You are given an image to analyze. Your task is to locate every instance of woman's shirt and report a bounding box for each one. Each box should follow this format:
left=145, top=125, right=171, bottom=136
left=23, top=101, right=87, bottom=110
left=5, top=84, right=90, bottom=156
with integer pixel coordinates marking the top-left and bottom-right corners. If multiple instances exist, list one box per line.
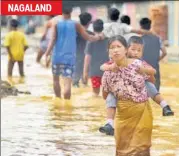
left=102, top=59, right=149, bottom=103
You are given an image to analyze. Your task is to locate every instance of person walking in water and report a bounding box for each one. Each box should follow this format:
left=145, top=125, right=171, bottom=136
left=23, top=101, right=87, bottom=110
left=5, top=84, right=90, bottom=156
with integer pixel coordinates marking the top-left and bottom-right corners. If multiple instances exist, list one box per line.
left=139, top=17, right=167, bottom=91
left=45, top=7, right=103, bottom=100
left=4, top=19, right=28, bottom=78
left=73, top=12, right=94, bottom=88
left=99, top=36, right=174, bottom=136
left=102, top=35, right=153, bottom=156
left=83, top=19, right=109, bottom=96
left=36, top=15, right=55, bottom=66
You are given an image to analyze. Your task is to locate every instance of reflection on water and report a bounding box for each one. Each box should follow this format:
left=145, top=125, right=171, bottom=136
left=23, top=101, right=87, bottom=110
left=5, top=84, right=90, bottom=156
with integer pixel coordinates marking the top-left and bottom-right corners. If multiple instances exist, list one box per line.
left=1, top=53, right=179, bottom=156
left=7, top=76, right=26, bottom=85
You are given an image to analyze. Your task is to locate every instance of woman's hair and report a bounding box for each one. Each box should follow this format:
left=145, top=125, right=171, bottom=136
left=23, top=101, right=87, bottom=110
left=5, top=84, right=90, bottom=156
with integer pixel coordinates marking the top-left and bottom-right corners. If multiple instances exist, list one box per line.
left=128, top=36, right=144, bottom=47
left=108, top=35, right=128, bottom=49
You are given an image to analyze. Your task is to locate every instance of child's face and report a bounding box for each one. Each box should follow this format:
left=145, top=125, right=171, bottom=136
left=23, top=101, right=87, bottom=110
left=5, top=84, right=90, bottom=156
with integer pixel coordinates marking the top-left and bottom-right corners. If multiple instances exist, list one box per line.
left=127, top=43, right=143, bottom=59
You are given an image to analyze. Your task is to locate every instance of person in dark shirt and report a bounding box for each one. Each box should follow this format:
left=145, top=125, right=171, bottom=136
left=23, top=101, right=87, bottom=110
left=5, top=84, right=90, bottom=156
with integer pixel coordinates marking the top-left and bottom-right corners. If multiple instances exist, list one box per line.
left=139, top=18, right=167, bottom=91
left=83, top=19, right=109, bottom=96
left=45, top=7, right=102, bottom=100
left=73, top=12, right=94, bottom=88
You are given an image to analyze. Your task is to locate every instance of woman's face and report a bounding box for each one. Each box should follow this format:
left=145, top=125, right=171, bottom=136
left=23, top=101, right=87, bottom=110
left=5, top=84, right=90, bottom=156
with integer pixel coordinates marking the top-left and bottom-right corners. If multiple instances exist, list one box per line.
left=109, top=40, right=127, bottom=62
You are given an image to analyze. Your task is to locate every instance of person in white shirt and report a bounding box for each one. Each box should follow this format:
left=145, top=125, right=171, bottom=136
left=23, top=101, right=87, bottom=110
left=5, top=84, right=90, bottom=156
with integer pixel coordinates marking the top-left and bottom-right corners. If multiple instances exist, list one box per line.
left=120, top=15, right=139, bottom=41
left=103, top=8, right=152, bottom=38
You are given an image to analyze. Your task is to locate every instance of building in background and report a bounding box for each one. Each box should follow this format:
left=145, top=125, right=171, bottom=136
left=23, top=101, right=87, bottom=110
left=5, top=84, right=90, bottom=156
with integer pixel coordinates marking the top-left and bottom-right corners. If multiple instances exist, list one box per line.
left=1, top=1, right=178, bottom=49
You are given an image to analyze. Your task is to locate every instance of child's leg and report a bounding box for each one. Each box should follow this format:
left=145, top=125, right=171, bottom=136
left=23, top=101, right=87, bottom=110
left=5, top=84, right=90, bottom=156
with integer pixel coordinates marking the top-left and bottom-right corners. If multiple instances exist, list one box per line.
left=146, top=81, right=167, bottom=107
left=92, top=88, right=100, bottom=96
left=8, top=60, right=15, bottom=77
left=99, top=93, right=117, bottom=135
left=91, top=76, right=101, bottom=96
left=145, top=81, right=174, bottom=116
left=106, top=107, right=116, bottom=127
left=153, top=94, right=165, bottom=106
left=145, top=81, right=160, bottom=105
left=106, top=93, right=117, bottom=123
left=18, top=61, right=24, bottom=77
left=154, top=93, right=174, bottom=116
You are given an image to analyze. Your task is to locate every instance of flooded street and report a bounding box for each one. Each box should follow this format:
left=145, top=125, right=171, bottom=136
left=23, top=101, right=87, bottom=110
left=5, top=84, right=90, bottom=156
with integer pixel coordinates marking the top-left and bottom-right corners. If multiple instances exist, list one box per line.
left=1, top=46, right=179, bottom=156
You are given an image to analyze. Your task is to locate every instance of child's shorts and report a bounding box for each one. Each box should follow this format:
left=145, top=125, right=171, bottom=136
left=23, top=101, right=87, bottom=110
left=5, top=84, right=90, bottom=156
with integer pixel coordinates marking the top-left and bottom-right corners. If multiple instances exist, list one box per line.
left=105, top=81, right=159, bottom=109
left=52, top=64, right=74, bottom=79
left=145, top=81, right=159, bottom=99
left=91, top=76, right=102, bottom=88
left=106, top=93, right=117, bottom=108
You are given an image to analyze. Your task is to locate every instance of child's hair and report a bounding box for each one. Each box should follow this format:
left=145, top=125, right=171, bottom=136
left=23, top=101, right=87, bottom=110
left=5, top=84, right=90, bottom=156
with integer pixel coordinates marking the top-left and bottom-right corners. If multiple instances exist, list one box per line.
left=93, top=19, right=104, bottom=32
left=108, top=35, right=128, bottom=49
left=10, top=19, right=19, bottom=28
left=79, top=12, right=92, bottom=26
left=128, top=36, right=144, bottom=47
left=120, top=15, right=131, bottom=25
left=139, top=18, right=151, bottom=30
left=63, top=6, right=73, bottom=14
left=108, top=8, right=120, bottom=22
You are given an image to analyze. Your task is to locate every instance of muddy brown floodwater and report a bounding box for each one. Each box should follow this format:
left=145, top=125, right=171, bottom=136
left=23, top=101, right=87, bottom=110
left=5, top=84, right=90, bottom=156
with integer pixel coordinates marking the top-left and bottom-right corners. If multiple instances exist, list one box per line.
left=1, top=49, right=179, bottom=156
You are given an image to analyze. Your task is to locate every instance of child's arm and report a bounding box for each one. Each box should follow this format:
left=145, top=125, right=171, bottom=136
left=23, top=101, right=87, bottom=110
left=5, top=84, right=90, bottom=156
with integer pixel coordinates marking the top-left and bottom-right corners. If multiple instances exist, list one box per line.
left=102, top=89, right=109, bottom=100
left=159, top=41, right=167, bottom=61
left=100, top=63, right=113, bottom=71
left=6, top=47, right=14, bottom=61
left=83, top=54, right=91, bottom=84
left=147, top=75, right=156, bottom=84
left=4, top=34, right=14, bottom=60
left=138, top=66, right=156, bottom=76
left=100, top=62, right=118, bottom=72
left=138, top=61, right=156, bottom=76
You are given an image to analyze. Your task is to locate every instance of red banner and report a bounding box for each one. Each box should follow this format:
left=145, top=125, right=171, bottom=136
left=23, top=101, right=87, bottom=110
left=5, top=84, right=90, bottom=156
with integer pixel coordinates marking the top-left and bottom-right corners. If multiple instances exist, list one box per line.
left=1, top=0, right=62, bottom=15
